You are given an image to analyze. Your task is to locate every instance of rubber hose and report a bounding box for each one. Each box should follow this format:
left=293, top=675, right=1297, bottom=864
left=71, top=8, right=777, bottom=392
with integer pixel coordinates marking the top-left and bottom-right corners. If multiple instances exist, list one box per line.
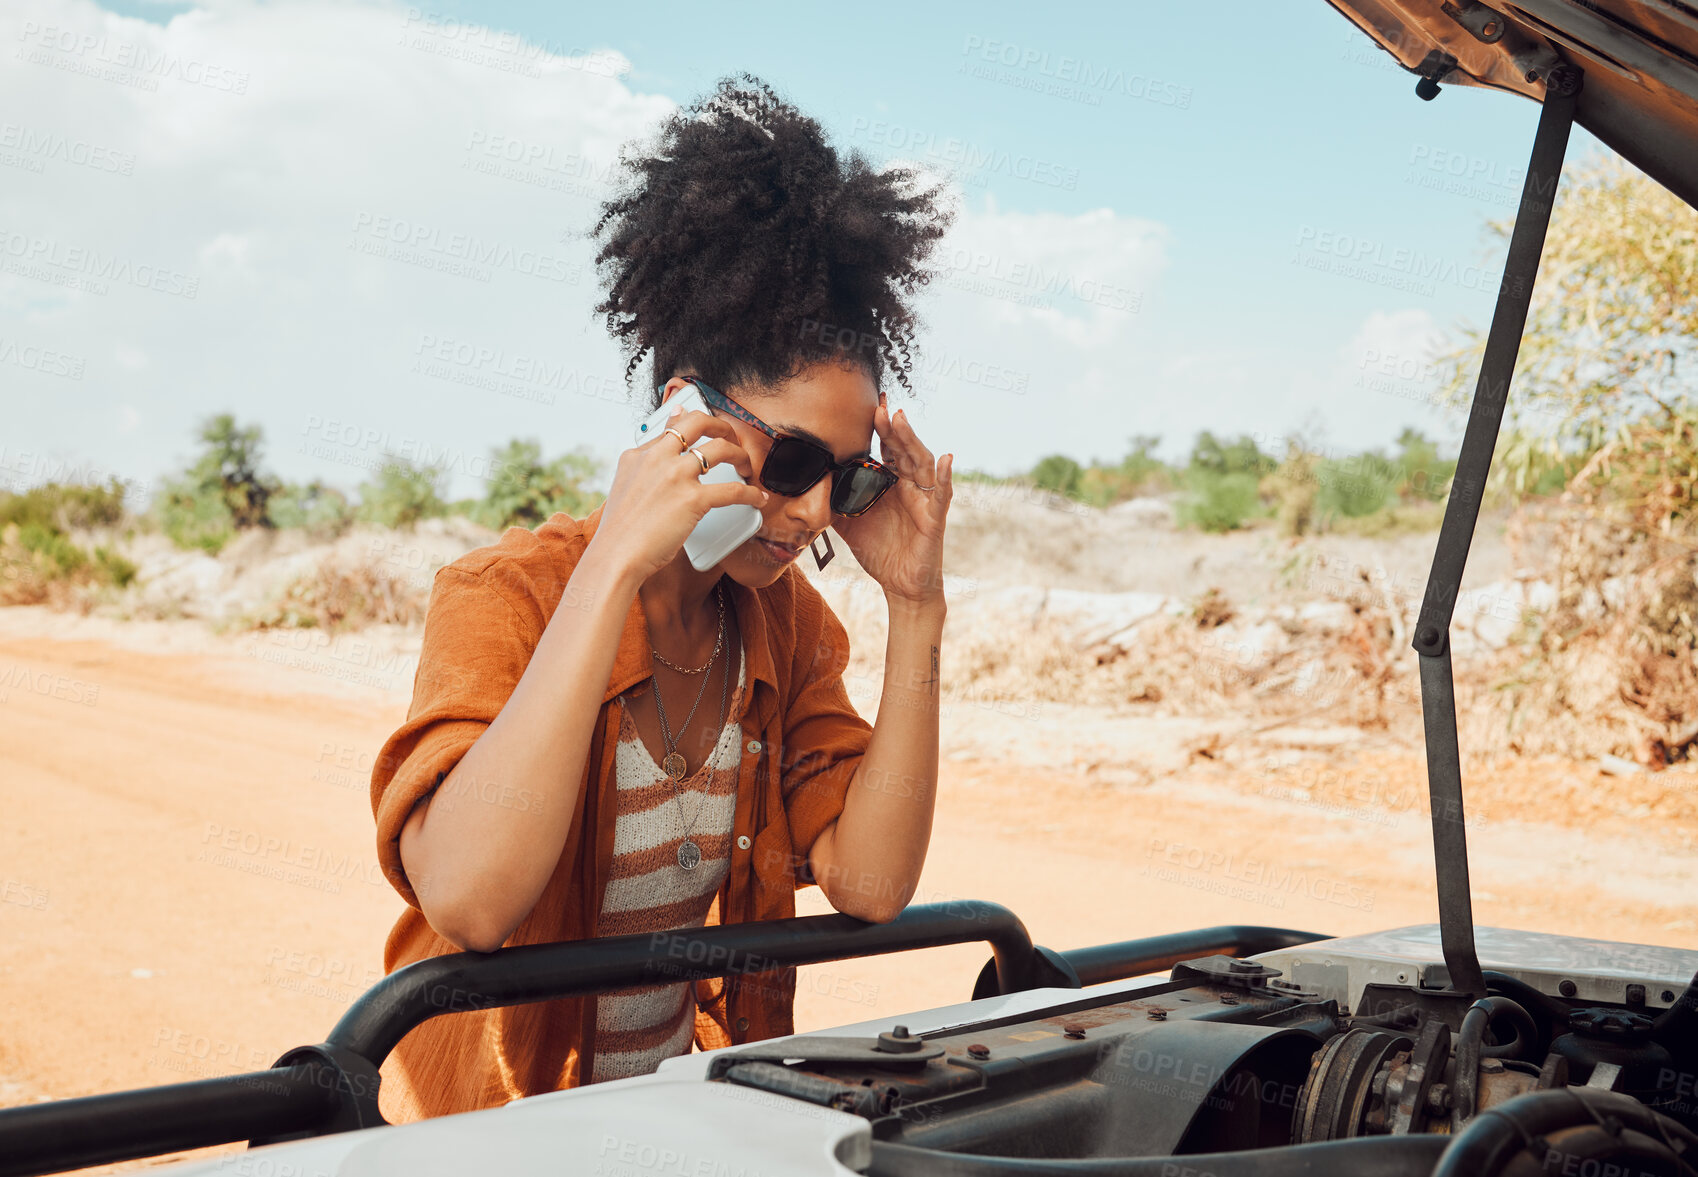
left=1478, top=995, right=1539, bottom=1061
left=1453, top=999, right=1490, bottom=1127
left=1482, top=970, right=1569, bottom=1039
left=1652, top=969, right=1698, bottom=1046
left=1433, top=1087, right=1698, bottom=1177
left=866, top=1135, right=1449, bottom=1177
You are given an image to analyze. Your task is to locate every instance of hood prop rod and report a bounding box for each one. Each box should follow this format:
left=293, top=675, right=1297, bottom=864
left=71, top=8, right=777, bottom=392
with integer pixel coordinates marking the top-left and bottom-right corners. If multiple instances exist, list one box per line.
left=1410, top=64, right=1582, bottom=1000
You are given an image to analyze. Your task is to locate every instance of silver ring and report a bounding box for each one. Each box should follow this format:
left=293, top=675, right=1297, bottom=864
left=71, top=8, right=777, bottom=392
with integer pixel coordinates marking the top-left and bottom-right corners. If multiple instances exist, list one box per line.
left=662, top=427, right=688, bottom=453
left=913, top=481, right=937, bottom=492
left=691, top=449, right=710, bottom=475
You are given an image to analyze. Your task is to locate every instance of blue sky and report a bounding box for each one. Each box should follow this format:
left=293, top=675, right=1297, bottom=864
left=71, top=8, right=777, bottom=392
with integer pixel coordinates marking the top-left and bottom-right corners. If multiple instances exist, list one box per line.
left=4, top=0, right=1605, bottom=500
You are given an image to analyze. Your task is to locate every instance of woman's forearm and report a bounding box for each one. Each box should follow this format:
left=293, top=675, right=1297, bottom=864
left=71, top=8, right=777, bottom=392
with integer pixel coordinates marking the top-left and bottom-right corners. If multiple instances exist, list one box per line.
left=398, top=546, right=642, bottom=952
left=813, top=595, right=945, bottom=922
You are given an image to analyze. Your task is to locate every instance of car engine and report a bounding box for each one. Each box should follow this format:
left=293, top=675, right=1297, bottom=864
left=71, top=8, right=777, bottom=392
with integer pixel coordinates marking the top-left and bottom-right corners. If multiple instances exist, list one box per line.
left=691, top=928, right=1698, bottom=1176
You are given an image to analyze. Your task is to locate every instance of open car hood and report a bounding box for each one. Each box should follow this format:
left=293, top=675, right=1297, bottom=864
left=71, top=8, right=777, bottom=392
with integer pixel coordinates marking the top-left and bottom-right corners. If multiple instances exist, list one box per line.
left=1327, top=0, right=1698, bottom=208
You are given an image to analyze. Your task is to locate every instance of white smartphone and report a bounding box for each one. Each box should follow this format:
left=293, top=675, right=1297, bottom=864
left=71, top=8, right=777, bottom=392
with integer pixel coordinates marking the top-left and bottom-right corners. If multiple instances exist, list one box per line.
left=634, top=384, right=764, bottom=572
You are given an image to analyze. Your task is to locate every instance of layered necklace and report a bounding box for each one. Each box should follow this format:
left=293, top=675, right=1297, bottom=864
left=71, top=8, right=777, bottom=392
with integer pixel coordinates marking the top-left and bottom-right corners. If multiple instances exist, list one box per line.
left=650, top=584, right=731, bottom=871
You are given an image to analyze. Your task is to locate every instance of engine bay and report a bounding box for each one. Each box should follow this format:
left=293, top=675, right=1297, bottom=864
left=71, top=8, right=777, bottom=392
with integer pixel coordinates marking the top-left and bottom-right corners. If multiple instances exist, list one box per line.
left=702, top=929, right=1698, bottom=1175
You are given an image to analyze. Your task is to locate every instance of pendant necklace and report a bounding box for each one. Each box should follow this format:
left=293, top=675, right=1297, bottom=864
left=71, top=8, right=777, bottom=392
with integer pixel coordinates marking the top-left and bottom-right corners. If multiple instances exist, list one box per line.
left=651, top=585, right=731, bottom=870
left=651, top=585, right=724, bottom=782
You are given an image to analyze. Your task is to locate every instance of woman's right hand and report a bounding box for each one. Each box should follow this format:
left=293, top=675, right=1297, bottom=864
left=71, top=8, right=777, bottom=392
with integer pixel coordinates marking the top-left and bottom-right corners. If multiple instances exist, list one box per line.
left=586, top=406, right=768, bottom=585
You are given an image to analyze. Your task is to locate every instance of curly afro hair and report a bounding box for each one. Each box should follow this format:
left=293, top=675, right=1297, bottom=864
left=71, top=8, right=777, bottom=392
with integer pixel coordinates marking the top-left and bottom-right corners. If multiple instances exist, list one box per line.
left=592, top=75, right=952, bottom=409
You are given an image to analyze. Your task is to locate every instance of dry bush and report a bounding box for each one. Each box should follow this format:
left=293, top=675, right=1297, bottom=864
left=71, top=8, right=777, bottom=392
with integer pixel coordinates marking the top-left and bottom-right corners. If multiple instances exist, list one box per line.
left=924, top=582, right=1414, bottom=736
left=1461, top=487, right=1698, bottom=761
left=0, top=523, right=129, bottom=612
left=247, top=556, right=427, bottom=632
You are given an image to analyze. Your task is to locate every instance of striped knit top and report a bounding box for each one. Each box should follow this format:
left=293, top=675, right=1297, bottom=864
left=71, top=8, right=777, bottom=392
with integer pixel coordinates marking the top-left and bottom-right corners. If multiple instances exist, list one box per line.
left=590, top=645, right=745, bottom=1083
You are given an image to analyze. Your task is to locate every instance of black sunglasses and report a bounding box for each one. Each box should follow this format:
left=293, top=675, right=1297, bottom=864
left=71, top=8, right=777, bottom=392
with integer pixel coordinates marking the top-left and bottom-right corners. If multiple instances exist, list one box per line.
left=680, top=377, right=898, bottom=517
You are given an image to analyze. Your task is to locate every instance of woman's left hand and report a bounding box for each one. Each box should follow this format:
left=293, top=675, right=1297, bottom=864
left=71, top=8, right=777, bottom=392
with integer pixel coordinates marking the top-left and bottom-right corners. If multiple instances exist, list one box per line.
left=832, top=403, right=953, bottom=606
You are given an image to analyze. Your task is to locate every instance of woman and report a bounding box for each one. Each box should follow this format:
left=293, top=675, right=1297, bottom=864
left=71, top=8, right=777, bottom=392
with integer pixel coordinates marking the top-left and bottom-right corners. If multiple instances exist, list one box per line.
left=369, top=76, right=956, bottom=1121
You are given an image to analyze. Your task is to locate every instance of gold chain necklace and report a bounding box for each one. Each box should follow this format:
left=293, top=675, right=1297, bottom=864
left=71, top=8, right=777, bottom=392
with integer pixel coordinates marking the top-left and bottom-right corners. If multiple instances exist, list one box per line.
left=651, top=585, right=725, bottom=784
left=651, top=589, right=725, bottom=675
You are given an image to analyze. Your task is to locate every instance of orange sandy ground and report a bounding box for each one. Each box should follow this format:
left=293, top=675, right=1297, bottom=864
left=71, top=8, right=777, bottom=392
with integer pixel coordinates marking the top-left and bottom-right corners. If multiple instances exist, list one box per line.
left=1, top=630, right=1694, bottom=1172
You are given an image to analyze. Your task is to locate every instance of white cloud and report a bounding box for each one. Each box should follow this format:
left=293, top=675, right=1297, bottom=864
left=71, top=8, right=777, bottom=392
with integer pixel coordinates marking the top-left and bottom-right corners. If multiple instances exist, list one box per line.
left=3, top=0, right=1429, bottom=500
left=905, top=197, right=1172, bottom=468
left=2, top=0, right=670, bottom=498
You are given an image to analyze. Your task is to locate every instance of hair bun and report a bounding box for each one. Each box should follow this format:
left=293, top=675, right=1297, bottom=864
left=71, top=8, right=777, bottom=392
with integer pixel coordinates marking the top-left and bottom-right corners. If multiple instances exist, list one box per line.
left=593, top=74, right=952, bottom=404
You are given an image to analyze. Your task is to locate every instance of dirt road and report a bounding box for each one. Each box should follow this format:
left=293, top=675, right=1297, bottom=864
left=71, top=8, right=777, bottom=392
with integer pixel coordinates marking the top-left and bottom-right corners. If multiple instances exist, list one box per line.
left=1, top=609, right=1694, bottom=1168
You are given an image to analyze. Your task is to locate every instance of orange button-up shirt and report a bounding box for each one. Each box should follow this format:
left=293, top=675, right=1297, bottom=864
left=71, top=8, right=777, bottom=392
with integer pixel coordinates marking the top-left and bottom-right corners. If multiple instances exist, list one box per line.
left=368, top=506, right=871, bottom=1122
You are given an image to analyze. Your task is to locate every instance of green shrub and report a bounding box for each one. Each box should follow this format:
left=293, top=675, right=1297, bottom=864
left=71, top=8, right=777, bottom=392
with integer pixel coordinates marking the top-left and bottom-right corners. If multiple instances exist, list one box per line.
left=472, top=440, right=603, bottom=530
left=1327, top=501, right=1448, bottom=536
left=1118, top=434, right=1169, bottom=491
left=1314, top=456, right=1396, bottom=521
left=1075, top=465, right=1139, bottom=508
left=92, top=545, right=137, bottom=587
left=1029, top=454, right=1084, bottom=498
left=18, top=522, right=87, bottom=575
left=1392, top=428, right=1455, bottom=502
left=1188, top=431, right=1276, bottom=478
left=356, top=457, right=448, bottom=530
left=1176, top=469, right=1264, bottom=532
left=156, top=478, right=237, bottom=553
left=268, top=480, right=352, bottom=538
left=0, top=521, right=135, bottom=604
left=0, top=479, right=128, bottom=532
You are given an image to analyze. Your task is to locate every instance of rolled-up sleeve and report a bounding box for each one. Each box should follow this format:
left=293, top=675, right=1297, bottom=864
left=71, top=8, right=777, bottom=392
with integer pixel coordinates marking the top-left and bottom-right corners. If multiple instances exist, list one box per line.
left=370, top=566, right=538, bottom=911
left=778, top=586, right=873, bottom=863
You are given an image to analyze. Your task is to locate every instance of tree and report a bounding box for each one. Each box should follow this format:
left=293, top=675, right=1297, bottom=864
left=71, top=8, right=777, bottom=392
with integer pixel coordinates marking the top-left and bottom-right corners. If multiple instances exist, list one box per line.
left=474, top=439, right=603, bottom=530
left=1030, top=454, right=1083, bottom=498
left=1437, top=152, right=1698, bottom=521
left=1119, top=434, right=1166, bottom=487
left=1434, top=152, right=1698, bottom=752
left=356, top=457, right=449, bottom=530
left=1188, top=431, right=1275, bottom=478
left=1392, top=427, right=1454, bottom=502
left=156, top=414, right=281, bottom=552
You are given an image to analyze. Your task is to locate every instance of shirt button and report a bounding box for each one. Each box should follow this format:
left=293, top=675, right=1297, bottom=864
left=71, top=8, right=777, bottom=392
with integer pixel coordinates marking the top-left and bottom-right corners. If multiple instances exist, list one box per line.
left=736, top=835, right=751, bottom=851
left=735, top=1017, right=750, bottom=1033
left=746, top=739, right=762, bottom=754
